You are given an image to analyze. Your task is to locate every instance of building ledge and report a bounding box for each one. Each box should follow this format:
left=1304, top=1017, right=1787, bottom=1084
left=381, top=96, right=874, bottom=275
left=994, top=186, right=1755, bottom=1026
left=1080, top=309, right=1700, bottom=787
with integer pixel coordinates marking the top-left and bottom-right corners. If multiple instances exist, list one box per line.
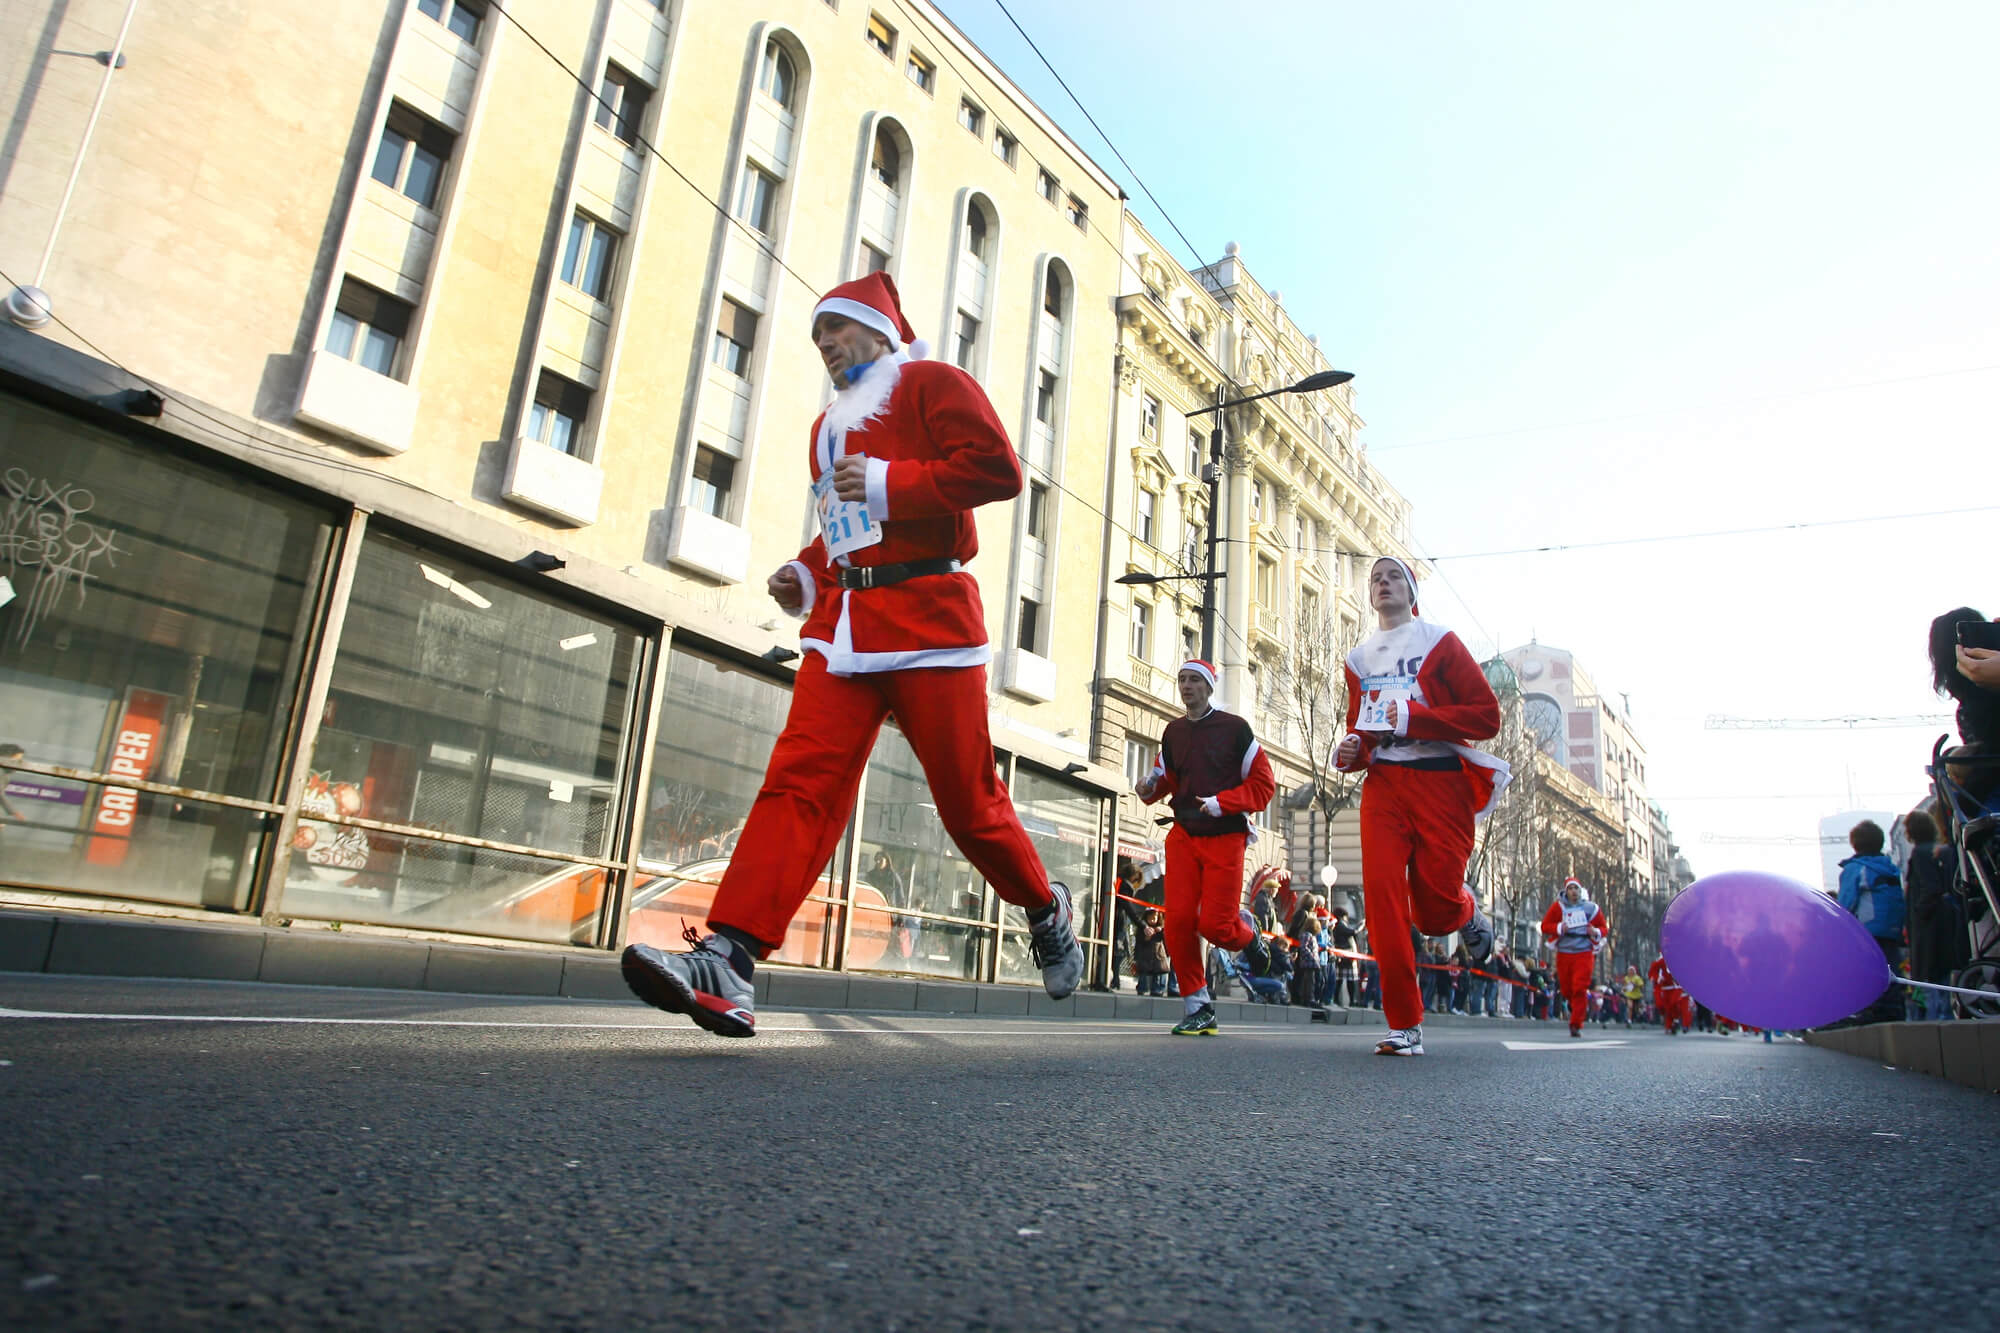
left=1002, top=647, right=1057, bottom=703
left=667, top=506, right=750, bottom=584
left=503, top=435, right=603, bottom=526
left=294, top=349, right=419, bottom=454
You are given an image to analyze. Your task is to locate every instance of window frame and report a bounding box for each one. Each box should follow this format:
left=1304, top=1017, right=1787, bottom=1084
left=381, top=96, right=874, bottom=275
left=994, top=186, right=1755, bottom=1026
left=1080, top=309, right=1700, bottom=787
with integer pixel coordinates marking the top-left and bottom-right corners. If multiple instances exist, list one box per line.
left=325, top=279, right=412, bottom=378
left=1037, top=168, right=1059, bottom=204
left=370, top=102, right=453, bottom=210
left=992, top=126, right=1018, bottom=168
left=593, top=62, right=651, bottom=146
left=905, top=50, right=935, bottom=94
left=710, top=298, right=759, bottom=378
left=689, top=444, right=738, bottom=519
left=865, top=12, right=896, bottom=59
left=958, top=99, right=984, bottom=137
left=527, top=369, right=591, bottom=456
left=735, top=163, right=779, bottom=236
left=559, top=210, right=619, bottom=302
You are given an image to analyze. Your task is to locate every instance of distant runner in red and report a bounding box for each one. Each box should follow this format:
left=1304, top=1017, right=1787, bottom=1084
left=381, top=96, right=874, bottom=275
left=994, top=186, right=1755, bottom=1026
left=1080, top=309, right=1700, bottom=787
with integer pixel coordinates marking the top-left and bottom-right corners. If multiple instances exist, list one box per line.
left=1650, top=955, right=1693, bottom=1036
left=1136, top=659, right=1276, bottom=1036
left=1335, top=557, right=1510, bottom=1057
left=1541, top=877, right=1608, bottom=1038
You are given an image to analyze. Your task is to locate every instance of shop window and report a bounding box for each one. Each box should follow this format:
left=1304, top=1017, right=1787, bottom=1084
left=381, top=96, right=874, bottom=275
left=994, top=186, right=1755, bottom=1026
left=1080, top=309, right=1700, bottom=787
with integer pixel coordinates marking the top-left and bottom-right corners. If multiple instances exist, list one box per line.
left=0, top=392, right=333, bottom=910
left=997, top=766, right=1106, bottom=983
left=850, top=724, right=990, bottom=980
left=637, top=647, right=837, bottom=967
left=283, top=531, right=641, bottom=944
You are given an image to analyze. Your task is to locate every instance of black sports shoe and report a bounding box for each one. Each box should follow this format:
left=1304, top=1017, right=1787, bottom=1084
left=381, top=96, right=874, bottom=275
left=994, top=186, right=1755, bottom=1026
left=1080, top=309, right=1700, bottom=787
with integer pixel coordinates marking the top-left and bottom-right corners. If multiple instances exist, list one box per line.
left=1026, top=881, right=1084, bottom=1000
left=1171, top=1004, right=1220, bottom=1036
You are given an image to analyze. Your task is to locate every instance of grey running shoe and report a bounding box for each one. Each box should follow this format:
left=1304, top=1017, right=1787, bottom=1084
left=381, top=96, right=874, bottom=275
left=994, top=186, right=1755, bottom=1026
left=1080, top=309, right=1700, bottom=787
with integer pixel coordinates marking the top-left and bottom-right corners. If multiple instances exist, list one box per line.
left=1374, top=1025, right=1424, bottom=1056
left=1027, top=881, right=1084, bottom=1000
left=622, top=928, right=756, bottom=1038
left=1459, top=905, right=1495, bottom=965
left=1237, top=911, right=1272, bottom=973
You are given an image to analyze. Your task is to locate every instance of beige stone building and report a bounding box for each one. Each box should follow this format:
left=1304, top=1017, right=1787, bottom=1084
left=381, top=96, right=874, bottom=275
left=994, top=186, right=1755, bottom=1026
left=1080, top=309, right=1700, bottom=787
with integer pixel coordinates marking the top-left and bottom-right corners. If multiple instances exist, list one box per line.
left=0, top=0, right=1134, bottom=984
left=1098, top=219, right=1419, bottom=898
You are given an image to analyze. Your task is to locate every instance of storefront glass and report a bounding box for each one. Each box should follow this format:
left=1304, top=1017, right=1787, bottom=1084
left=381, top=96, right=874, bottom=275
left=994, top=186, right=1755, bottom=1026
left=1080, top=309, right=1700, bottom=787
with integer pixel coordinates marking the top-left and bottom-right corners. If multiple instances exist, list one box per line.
left=852, top=724, right=990, bottom=980
left=638, top=644, right=843, bottom=967
left=279, top=531, right=641, bottom=943
left=996, top=764, right=1106, bottom=984
left=0, top=394, right=331, bottom=907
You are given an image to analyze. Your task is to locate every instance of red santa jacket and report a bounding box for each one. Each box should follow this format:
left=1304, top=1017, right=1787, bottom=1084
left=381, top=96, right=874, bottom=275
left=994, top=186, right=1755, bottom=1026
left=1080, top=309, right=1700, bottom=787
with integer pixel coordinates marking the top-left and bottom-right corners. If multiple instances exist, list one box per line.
left=1648, top=957, right=1684, bottom=996
left=783, top=357, right=1020, bottom=674
left=1333, top=619, right=1509, bottom=817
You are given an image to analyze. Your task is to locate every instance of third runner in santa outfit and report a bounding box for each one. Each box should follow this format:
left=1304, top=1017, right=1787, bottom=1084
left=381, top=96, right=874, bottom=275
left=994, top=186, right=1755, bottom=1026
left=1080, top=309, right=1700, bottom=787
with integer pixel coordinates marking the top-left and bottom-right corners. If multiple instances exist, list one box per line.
left=1541, top=877, right=1608, bottom=1037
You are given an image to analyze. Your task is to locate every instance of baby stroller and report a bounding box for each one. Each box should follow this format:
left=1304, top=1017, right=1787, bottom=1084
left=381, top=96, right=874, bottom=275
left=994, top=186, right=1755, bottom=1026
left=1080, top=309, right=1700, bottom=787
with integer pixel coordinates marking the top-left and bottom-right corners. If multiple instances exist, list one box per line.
left=1927, top=735, right=2000, bottom=1017
left=1220, top=943, right=1290, bottom=1004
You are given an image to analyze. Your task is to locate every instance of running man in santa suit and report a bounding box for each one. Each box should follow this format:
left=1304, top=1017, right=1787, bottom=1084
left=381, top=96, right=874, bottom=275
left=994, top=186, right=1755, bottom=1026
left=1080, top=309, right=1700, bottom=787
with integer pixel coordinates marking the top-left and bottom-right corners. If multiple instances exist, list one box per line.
left=1135, top=659, right=1277, bottom=1035
left=1649, top=953, right=1692, bottom=1036
left=1335, top=557, right=1510, bottom=1056
left=1541, top=877, right=1608, bottom=1037
left=622, top=272, right=1083, bottom=1037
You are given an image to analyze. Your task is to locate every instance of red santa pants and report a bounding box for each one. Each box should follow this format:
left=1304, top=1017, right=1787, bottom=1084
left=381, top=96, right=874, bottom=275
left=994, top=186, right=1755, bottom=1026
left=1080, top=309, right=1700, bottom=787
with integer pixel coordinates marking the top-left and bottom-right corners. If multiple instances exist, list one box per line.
left=1660, top=991, right=1692, bottom=1032
left=1163, top=824, right=1257, bottom=997
left=1557, top=951, right=1594, bottom=1031
left=707, top=653, right=1052, bottom=954
left=1359, top=763, right=1478, bottom=1031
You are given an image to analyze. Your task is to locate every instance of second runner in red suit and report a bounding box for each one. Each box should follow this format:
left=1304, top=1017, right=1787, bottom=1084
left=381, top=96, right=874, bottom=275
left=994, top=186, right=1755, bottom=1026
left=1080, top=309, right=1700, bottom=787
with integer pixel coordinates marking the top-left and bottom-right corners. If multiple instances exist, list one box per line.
left=1135, top=659, right=1277, bottom=1036
left=622, top=272, right=1083, bottom=1038
left=1541, top=877, right=1608, bottom=1037
left=1649, top=954, right=1692, bottom=1036
left=1335, top=557, right=1510, bottom=1056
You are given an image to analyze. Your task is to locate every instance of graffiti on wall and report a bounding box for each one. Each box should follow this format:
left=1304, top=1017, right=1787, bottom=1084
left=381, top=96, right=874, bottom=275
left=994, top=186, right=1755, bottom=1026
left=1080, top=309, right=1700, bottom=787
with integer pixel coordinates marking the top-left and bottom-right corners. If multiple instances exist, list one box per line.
left=0, top=468, right=121, bottom=647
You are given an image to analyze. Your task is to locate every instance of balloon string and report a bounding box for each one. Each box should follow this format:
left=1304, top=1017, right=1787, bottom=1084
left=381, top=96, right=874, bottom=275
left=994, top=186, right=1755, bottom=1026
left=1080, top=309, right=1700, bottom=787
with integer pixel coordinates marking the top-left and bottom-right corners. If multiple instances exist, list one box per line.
left=1898, top=978, right=2000, bottom=1000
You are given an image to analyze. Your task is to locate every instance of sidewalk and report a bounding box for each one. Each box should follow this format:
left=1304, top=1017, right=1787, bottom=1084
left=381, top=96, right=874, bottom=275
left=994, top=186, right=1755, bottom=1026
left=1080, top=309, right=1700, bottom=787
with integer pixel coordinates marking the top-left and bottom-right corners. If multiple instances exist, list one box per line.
left=0, top=905, right=1368, bottom=1029
left=1805, top=1020, right=2000, bottom=1093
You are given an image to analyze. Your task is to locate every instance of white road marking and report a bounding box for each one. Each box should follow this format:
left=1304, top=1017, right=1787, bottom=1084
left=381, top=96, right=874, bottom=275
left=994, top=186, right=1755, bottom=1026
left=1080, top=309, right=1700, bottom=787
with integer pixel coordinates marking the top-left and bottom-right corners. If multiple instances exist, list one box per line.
left=0, top=1005, right=1374, bottom=1038
left=1502, top=1039, right=1630, bottom=1051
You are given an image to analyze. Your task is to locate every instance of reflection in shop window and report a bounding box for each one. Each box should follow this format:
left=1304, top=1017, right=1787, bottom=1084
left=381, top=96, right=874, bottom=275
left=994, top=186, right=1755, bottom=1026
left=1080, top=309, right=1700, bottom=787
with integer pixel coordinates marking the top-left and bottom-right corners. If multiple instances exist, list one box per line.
left=637, top=646, right=844, bottom=968
left=0, top=393, right=332, bottom=909
left=281, top=532, right=640, bottom=945
left=852, top=723, right=990, bottom=981
left=997, top=764, right=1105, bottom=985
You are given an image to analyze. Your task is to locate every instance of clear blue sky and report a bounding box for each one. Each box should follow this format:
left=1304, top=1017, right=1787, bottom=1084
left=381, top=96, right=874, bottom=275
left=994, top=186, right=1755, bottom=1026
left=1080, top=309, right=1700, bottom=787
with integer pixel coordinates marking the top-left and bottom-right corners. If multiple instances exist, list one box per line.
left=940, top=0, right=2000, bottom=887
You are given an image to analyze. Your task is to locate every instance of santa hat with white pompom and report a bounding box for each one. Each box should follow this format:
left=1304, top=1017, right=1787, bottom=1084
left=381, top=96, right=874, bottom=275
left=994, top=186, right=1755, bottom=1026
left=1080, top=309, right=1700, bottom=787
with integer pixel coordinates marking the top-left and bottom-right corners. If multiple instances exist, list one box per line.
left=811, top=271, right=929, bottom=362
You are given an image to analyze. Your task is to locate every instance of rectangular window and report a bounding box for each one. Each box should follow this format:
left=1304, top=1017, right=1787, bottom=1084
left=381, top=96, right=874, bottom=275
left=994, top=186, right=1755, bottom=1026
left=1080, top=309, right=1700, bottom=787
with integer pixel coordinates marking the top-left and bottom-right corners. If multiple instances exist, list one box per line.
left=527, top=369, right=590, bottom=456
left=1188, top=426, right=1204, bottom=475
left=1037, top=169, right=1059, bottom=203
left=1250, top=479, right=1264, bottom=523
left=1017, top=596, right=1042, bottom=654
left=370, top=102, right=453, bottom=209
left=992, top=127, right=1017, bottom=167
left=1257, top=557, right=1278, bottom=607
left=559, top=211, right=618, bottom=301
left=734, top=164, right=778, bottom=235
left=953, top=311, right=978, bottom=370
left=325, top=278, right=412, bottom=377
left=958, top=99, right=984, bottom=136
left=287, top=528, right=641, bottom=944
left=906, top=51, right=934, bottom=93
left=710, top=299, right=758, bottom=376
left=689, top=446, right=736, bottom=519
left=0, top=391, right=333, bottom=912
left=1130, top=600, right=1151, bottom=662
left=861, top=242, right=889, bottom=275
left=1035, top=370, right=1056, bottom=425
left=1140, top=393, right=1159, bottom=440
left=1181, top=624, right=1199, bottom=661
left=594, top=63, right=650, bottom=145
left=1123, top=737, right=1158, bottom=789
left=1026, top=481, right=1048, bottom=539
left=417, top=0, right=483, bottom=45
left=1136, top=488, right=1155, bottom=547
left=866, top=13, right=895, bottom=57
left=1065, top=193, right=1088, bottom=230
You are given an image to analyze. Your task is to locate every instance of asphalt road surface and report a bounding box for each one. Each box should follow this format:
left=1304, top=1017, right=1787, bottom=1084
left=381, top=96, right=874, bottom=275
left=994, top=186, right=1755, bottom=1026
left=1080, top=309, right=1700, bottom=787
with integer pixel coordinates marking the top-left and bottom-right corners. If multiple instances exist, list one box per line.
left=3, top=974, right=1995, bottom=1331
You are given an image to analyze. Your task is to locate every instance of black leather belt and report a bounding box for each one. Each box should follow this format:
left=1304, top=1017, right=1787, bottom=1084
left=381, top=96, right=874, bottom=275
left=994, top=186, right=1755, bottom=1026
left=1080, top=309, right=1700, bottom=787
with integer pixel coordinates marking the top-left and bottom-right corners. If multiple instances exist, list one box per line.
left=837, top=558, right=961, bottom=590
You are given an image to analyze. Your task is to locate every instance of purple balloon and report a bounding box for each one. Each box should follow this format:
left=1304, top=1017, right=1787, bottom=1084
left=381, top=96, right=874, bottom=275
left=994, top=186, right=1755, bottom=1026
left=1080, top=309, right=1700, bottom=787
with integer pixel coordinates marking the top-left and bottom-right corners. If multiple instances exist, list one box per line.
left=1660, top=870, right=1891, bottom=1030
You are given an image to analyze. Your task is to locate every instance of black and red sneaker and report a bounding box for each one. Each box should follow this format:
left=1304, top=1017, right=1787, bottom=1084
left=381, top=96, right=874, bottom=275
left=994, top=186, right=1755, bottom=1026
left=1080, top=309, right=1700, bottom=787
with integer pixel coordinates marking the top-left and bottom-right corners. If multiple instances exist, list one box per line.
left=622, top=928, right=756, bottom=1038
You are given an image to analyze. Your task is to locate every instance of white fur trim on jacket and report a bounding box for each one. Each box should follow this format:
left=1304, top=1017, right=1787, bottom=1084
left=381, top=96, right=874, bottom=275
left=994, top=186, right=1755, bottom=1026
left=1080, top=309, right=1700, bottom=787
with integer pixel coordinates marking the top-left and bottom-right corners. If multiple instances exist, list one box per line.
left=864, top=457, right=892, bottom=522
left=781, top=560, right=815, bottom=620
left=800, top=591, right=991, bottom=677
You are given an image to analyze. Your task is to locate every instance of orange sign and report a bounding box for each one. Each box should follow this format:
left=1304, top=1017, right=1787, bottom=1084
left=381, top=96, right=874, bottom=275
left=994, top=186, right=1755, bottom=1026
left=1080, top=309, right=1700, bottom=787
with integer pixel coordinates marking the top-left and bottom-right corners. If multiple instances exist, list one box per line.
left=85, top=688, right=170, bottom=866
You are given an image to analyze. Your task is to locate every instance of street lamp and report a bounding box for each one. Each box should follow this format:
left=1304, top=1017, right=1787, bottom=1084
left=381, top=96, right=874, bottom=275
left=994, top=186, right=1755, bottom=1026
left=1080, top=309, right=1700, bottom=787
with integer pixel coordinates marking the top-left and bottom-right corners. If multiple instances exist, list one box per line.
left=1114, top=369, right=1354, bottom=661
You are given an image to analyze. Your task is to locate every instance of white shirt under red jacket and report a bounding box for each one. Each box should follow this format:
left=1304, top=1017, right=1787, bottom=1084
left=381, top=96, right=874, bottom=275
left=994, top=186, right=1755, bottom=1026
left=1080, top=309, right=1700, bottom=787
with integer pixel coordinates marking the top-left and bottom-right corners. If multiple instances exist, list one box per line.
left=1333, top=619, right=1510, bottom=813
left=780, top=356, right=1019, bottom=676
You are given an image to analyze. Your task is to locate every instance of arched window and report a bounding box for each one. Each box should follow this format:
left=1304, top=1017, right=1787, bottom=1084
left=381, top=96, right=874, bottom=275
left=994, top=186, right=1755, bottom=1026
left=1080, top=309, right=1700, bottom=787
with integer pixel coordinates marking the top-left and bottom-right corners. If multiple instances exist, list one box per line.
left=1042, top=267, right=1065, bottom=317
left=759, top=41, right=796, bottom=110
left=871, top=129, right=900, bottom=188
left=965, top=207, right=988, bottom=262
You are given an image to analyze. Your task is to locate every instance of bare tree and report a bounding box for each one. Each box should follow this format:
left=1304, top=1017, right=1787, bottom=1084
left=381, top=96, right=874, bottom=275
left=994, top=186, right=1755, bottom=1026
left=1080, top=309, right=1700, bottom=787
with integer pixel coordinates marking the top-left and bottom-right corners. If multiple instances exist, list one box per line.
left=1266, top=600, right=1367, bottom=835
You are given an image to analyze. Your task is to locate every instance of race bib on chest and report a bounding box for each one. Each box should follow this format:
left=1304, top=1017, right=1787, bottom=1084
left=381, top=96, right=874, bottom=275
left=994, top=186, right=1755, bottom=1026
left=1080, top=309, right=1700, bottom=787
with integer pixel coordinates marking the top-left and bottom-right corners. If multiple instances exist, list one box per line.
left=813, top=466, right=882, bottom=561
left=1357, top=674, right=1414, bottom=731
left=1562, top=905, right=1592, bottom=933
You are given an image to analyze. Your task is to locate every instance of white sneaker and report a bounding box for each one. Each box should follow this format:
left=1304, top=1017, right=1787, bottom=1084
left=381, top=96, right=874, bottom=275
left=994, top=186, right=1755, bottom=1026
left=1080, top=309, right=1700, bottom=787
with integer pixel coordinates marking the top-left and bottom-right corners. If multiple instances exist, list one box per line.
left=1027, top=881, right=1084, bottom=1000
left=622, top=929, right=756, bottom=1038
left=1375, top=1025, right=1424, bottom=1056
